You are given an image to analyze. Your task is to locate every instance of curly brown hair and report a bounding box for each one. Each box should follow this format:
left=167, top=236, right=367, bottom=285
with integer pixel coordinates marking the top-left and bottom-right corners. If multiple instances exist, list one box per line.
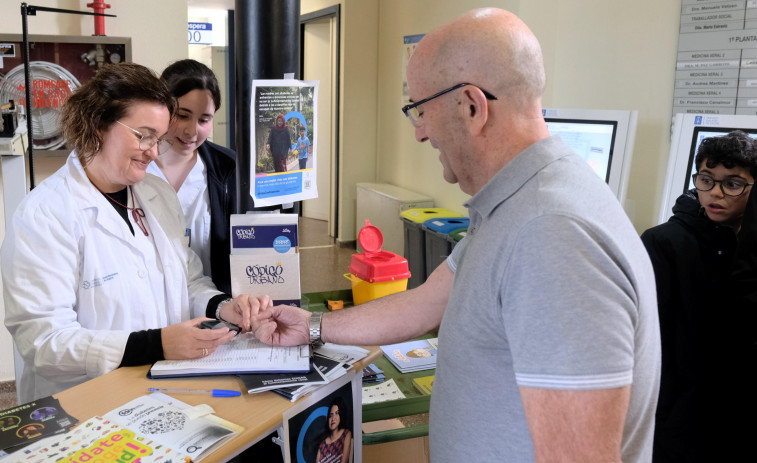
left=60, top=62, right=176, bottom=167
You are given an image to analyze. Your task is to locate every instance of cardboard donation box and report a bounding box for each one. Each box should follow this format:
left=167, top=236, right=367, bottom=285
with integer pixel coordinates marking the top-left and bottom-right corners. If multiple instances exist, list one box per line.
left=230, top=213, right=301, bottom=306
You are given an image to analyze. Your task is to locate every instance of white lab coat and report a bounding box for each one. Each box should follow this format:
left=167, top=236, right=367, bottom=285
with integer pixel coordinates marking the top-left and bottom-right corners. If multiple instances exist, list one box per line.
left=147, top=158, right=212, bottom=279
left=1, top=153, right=221, bottom=402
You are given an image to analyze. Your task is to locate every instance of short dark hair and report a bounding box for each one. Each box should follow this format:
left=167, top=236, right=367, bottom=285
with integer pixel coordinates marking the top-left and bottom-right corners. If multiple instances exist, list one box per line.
left=60, top=62, right=175, bottom=166
left=299, top=126, right=306, bottom=132
left=695, top=130, right=757, bottom=179
left=161, top=59, right=221, bottom=111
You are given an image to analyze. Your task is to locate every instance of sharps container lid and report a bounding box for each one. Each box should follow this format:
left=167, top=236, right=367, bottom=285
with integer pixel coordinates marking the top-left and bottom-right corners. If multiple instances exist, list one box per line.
left=358, top=219, right=383, bottom=255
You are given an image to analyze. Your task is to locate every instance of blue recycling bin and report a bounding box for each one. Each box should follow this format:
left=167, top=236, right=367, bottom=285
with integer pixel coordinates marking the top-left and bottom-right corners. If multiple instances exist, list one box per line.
left=400, top=208, right=463, bottom=288
left=422, top=217, right=470, bottom=279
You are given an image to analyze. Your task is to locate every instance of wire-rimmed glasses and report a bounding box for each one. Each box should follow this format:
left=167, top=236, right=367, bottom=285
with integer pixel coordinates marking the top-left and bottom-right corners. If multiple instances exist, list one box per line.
left=116, top=120, right=162, bottom=151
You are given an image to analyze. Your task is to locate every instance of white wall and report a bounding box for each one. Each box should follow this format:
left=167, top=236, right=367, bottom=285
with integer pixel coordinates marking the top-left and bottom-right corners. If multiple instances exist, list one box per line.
left=523, top=1, right=680, bottom=232
left=0, top=0, right=188, bottom=381
left=374, top=0, right=680, bottom=234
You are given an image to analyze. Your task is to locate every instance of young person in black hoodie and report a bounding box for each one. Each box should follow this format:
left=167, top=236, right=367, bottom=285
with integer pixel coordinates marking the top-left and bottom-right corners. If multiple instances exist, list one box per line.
left=641, top=130, right=757, bottom=462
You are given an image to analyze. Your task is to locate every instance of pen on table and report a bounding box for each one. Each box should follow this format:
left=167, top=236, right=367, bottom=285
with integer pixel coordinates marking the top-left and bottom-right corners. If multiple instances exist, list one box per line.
left=147, top=387, right=241, bottom=397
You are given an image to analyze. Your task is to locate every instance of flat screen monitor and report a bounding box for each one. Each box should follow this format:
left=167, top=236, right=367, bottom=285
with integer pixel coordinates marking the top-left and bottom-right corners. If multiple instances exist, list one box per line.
left=659, top=114, right=757, bottom=224
left=543, top=108, right=638, bottom=206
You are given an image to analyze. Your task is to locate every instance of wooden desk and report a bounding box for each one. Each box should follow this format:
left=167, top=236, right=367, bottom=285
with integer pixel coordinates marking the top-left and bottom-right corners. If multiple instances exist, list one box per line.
left=54, top=350, right=380, bottom=462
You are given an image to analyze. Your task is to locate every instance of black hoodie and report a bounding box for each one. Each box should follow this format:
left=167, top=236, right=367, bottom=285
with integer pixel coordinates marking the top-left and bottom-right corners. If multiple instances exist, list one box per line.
left=641, top=189, right=753, bottom=461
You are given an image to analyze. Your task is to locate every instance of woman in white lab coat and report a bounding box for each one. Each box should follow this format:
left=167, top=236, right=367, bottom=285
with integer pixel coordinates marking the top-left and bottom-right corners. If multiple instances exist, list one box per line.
left=1, top=63, right=265, bottom=403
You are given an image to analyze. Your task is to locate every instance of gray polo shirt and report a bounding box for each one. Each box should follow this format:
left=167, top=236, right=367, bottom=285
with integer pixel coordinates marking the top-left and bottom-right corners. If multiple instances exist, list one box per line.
left=430, top=136, right=660, bottom=462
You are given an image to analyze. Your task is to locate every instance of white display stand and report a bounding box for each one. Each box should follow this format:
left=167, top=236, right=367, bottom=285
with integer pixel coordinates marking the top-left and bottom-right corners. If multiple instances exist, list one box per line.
left=356, top=183, right=434, bottom=256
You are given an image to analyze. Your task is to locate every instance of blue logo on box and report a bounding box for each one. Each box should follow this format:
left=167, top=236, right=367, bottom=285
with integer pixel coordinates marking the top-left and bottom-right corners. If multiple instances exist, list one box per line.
left=232, top=224, right=297, bottom=249
left=273, top=236, right=292, bottom=253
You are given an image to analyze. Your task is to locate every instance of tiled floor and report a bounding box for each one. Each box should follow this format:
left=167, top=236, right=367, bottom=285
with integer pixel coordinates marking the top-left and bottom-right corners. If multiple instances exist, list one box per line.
left=0, top=217, right=352, bottom=411
left=298, top=217, right=355, bottom=294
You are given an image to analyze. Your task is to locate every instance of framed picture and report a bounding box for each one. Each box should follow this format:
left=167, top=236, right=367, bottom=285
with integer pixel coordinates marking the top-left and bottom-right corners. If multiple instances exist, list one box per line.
left=283, top=370, right=361, bottom=463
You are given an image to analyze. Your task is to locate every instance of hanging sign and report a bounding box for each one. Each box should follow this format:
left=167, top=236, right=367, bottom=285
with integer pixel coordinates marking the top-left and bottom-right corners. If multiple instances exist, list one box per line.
left=188, top=22, right=212, bottom=45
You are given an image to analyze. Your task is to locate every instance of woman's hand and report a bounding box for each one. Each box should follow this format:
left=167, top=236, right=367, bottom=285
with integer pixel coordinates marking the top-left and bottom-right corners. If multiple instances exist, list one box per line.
left=161, top=317, right=236, bottom=360
left=219, top=294, right=273, bottom=332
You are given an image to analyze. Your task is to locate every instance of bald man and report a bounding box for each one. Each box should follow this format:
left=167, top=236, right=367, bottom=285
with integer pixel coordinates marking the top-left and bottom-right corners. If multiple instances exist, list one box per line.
left=252, top=8, right=660, bottom=462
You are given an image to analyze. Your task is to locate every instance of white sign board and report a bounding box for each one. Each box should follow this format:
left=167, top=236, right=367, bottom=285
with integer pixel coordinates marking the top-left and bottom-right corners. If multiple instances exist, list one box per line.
left=188, top=22, right=212, bottom=45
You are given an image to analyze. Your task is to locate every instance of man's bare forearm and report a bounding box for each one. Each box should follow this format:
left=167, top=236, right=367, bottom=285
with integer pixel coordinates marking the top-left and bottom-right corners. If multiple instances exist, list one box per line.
left=322, top=263, right=452, bottom=345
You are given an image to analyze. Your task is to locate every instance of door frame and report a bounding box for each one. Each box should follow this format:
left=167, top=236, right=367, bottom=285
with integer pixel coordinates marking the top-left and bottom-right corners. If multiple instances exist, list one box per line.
left=300, top=5, right=341, bottom=237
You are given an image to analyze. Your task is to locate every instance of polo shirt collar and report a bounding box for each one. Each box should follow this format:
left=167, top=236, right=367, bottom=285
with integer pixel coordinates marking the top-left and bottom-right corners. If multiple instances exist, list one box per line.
left=464, top=135, right=570, bottom=219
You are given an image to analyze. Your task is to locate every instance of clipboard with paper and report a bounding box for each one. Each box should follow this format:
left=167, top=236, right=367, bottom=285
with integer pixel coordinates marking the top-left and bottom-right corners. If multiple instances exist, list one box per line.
left=148, top=333, right=310, bottom=378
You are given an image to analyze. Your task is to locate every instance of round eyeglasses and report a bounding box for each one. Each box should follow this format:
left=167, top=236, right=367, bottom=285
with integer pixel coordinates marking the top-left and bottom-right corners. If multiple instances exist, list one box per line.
left=692, top=173, right=754, bottom=196
left=116, top=120, right=162, bottom=151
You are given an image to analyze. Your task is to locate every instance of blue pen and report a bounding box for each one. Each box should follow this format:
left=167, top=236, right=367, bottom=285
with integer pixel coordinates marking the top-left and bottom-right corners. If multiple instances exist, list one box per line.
left=148, top=387, right=241, bottom=397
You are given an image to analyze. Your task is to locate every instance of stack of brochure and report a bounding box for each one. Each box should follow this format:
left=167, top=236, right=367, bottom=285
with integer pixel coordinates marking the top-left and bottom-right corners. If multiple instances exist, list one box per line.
left=269, top=354, right=350, bottom=402
left=0, top=396, right=78, bottom=457
left=380, top=338, right=439, bottom=373
left=361, top=363, right=385, bottom=384
left=11, top=392, right=240, bottom=462
left=412, top=375, right=435, bottom=395
left=241, top=343, right=369, bottom=402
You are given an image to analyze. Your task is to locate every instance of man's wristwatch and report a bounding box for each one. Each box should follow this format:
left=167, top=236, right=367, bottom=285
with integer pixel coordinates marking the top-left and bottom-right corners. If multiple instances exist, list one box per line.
left=309, top=312, right=323, bottom=346
left=215, top=297, right=233, bottom=321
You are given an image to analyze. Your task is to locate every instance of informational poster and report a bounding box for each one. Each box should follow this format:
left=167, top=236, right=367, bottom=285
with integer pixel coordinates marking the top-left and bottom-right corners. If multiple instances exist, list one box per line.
left=283, top=371, right=361, bottom=463
left=251, top=79, right=319, bottom=206
left=402, top=34, right=424, bottom=105
left=674, top=1, right=757, bottom=115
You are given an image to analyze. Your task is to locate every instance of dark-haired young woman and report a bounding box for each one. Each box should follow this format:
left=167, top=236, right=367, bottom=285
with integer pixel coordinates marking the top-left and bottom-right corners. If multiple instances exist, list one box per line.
left=148, top=59, right=236, bottom=294
left=316, top=397, right=353, bottom=463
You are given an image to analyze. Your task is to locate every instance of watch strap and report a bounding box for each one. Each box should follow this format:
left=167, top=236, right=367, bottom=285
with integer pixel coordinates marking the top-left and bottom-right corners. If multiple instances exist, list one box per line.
left=215, top=297, right=233, bottom=321
left=309, top=312, right=323, bottom=345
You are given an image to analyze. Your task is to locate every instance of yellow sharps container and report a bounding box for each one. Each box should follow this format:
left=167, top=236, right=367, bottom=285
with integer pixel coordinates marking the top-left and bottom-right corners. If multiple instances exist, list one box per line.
left=345, top=220, right=411, bottom=305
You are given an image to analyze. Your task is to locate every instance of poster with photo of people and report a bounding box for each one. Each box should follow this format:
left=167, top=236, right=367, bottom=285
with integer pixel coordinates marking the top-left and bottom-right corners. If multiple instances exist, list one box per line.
left=251, top=79, right=319, bottom=207
left=283, top=371, right=360, bottom=463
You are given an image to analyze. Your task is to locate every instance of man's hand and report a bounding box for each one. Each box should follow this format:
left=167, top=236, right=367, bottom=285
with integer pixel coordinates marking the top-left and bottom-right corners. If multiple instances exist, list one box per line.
left=252, top=305, right=310, bottom=346
left=219, top=294, right=272, bottom=332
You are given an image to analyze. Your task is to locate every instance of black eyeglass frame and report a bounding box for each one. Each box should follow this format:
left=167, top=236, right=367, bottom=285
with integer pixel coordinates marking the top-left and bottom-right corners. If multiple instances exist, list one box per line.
left=401, top=82, right=498, bottom=125
left=692, top=173, right=754, bottom=197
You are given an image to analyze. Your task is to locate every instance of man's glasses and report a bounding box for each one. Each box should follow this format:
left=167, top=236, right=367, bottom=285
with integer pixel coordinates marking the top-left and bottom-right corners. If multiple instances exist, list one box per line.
left=116, top=120, right=162, bottom=151
left=401, top=83, right=498, bottom=127
left=692, top=173, right=753, bottom=196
